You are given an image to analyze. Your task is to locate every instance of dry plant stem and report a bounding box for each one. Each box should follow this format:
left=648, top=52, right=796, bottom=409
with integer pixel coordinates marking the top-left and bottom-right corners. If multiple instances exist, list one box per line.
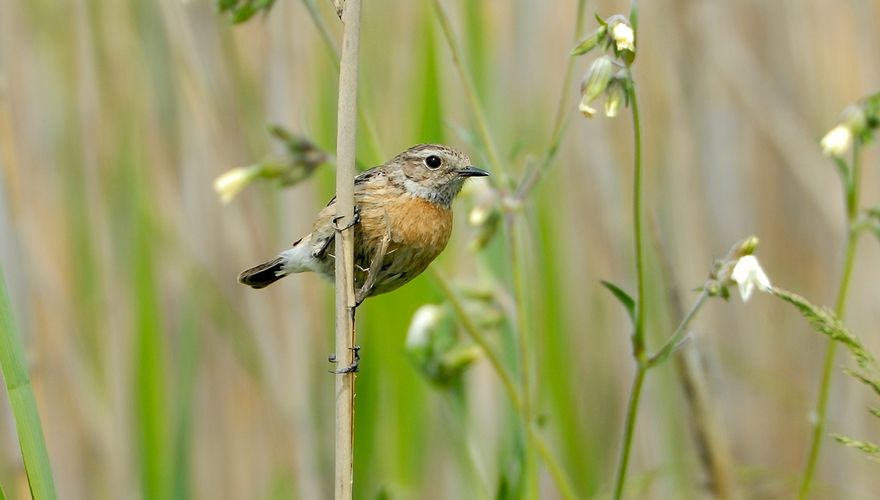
left=798, top=142, right=862, bottom=499
left=652, top=224, right=738, bottom=499
left=333, top=0, right=362, bottom=498
left=611, top=83, right=646, bottom=500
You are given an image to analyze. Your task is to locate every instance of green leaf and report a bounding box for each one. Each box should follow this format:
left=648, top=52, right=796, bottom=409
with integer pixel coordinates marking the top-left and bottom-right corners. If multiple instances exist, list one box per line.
left=0, top=265, right=58, bottom=499
left=600, top=280, right=636, bottom=326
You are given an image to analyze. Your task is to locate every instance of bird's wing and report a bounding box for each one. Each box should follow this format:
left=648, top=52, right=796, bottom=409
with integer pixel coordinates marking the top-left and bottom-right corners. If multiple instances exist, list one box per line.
left=307, top=166, right=388, bottom=258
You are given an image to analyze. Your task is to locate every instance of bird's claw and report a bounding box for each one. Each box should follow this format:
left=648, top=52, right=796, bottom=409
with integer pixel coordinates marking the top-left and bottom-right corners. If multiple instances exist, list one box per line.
left=329, top=345, right=361, bottom=374
left=333, top=206, right=361, bottom=232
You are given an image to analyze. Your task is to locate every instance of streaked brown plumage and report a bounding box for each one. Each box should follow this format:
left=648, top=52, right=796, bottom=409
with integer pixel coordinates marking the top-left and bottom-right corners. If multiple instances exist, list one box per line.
left=238, top=144, right=488, bottom=297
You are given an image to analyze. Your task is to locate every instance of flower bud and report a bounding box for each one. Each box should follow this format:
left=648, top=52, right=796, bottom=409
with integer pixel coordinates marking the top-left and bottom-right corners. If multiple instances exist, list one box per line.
left=570, top=26, right=607, bottom=56
left=579, top=56, right=614, bottom=118
left=213, top=165, right=261, bottom=203
left=733, top=235, right=759, bottom=258
left=405, top=303, right=480, bottom=387
left=405, top=304, right=446, bottom=351
left=820, top=124, right=853, bottom=158
left=604, top=79, right=626, bottom=117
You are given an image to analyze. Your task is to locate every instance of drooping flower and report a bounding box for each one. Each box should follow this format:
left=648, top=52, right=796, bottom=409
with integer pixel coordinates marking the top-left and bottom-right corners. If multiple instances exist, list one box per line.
left=731, top=255, right=771, bottom=302
left=213, top=166, right=261, bottom=203
left=610, top=21, right=635, bottom=52
left=579, top=56, right=614, bottom=118
left=820, top=124, right=854, bottom=158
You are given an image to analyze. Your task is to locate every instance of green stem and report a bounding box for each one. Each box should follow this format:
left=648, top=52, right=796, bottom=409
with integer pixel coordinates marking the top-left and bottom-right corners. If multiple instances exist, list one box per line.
left=431, top=270, right=522, bottom=412
left=612, top=366, right=647, bottom=500
left=610, top=80, right=646, bottom=500
left=648, top=289, right=710, bottom=368
left=433, top=0, right=507, bottom=184
left=630, top=84, right=646, bottom=361
left=445, top=386, right=492, bottom=500
left=433, top=270, right=579, bottom=499
left=507, top=216, right=538, bottom=500
left=798, top=142, right=862, bottom=499
left=514, top=0, right=587, bottom=201
left=530, top=424, right=578, bottom=500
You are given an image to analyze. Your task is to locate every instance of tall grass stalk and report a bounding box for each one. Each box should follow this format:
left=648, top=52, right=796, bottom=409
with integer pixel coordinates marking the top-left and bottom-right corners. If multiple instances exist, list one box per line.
left=0, top=264, right=58, bottom=500
left=332, top=0, right=362, bottom=498
left=798, top=141, right=862, bottom=499
left=610, top=80, right=646, bottom=500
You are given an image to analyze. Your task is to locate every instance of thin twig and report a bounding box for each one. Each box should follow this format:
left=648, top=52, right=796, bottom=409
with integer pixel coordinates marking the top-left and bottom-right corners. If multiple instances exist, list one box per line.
left=332, top=0, right=362, bottom=498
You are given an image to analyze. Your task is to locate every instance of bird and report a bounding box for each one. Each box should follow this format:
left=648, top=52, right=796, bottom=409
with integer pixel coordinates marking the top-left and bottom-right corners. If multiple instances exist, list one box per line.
left=238, top=144, right=489, bottom=299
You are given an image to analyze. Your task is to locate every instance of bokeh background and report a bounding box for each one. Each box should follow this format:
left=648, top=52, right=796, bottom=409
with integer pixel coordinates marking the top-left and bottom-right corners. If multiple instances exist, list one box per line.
left=1, top=0, right=880, bottom=498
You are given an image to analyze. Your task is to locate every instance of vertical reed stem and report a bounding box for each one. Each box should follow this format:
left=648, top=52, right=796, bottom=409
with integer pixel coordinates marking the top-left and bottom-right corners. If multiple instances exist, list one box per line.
left=333, top=1, right=362, bottom=498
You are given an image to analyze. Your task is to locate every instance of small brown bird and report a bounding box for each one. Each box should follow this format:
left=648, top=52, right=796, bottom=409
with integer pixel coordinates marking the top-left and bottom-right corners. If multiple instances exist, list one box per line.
left=238, top=144, right=489, bottom=298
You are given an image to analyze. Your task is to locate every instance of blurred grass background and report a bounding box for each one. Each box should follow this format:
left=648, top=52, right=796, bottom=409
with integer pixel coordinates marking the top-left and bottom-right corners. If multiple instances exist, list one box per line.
left=1, top=0, right=880, bottom=498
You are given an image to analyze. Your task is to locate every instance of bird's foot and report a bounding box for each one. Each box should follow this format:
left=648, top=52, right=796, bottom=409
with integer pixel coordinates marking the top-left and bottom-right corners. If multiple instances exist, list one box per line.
left=328, top=345, right=361, bottom=374
left=332, top=206, right=361, bottom=232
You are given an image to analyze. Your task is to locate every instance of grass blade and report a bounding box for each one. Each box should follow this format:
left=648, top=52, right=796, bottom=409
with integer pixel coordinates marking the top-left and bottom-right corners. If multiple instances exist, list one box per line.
left=0, top=264, right=58, bottom=500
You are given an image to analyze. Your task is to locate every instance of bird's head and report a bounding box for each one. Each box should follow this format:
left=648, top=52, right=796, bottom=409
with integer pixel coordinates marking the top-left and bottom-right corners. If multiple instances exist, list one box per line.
left=389, top=144, right=489, bottom=206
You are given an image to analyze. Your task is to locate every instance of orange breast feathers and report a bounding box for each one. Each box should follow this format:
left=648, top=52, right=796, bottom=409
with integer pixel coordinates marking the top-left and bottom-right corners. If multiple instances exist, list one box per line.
left=358, top=194, right=453, bottom=255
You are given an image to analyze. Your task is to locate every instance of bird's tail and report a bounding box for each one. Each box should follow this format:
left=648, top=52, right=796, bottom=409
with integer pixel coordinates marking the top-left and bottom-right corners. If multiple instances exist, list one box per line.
left=238, top=257, right=287, bottom=289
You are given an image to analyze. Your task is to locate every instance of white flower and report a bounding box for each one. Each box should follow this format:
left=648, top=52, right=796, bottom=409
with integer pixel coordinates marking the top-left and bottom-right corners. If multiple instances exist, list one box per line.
left=731, top=255, right=771, bottom=302
left=820, top=124, right=853, bottom=158
left=213, top=166, right=259, bottom=203
left=406, top=305, right=444, bottom=349
left=611, top=22, right=635, bottom=52
left=579, top=98, right=597, bottom=117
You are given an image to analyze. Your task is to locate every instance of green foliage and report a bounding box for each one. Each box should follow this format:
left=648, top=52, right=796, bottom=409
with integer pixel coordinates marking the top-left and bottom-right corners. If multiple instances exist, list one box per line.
left=769, top=286, right=880, bottom=462
left=0, top=266, right=58, bottom=500
left=769, top=287, right=877, bottom=377
left=600, top=280, right=636, bottom=327
left=217, top=0, right=276, bottom=24
left=832, top=435, right=880, bottom=461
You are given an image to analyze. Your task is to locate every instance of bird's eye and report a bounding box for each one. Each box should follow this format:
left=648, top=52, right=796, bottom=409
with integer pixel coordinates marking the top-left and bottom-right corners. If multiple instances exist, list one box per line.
left=424, top=155, right=442, bottom=169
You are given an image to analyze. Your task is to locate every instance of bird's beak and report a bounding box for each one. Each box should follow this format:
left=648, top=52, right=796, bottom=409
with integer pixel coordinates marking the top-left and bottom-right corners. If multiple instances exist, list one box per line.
left=457, top=166, right=490, bottom=177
